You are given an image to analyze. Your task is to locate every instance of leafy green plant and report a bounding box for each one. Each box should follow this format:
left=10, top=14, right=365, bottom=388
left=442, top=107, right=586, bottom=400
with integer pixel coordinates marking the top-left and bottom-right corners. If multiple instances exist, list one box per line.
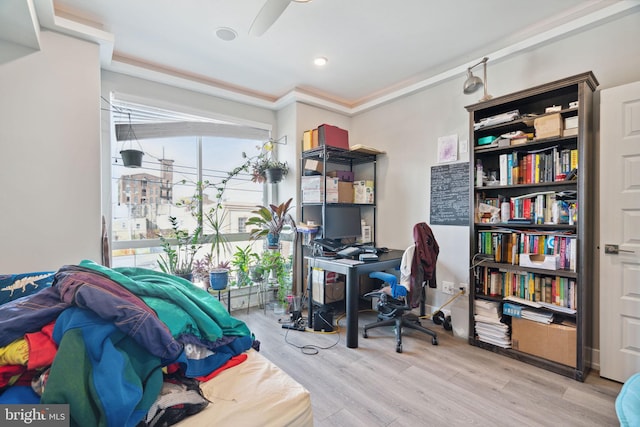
left=260, top=249, right=290, bottom=303
left=230, top=245, right=260, bottom=287
left=250, top=156, right=289, bottom=183
left=246, top=198, right=296, bottom=241
left=178, top=139, right=288, bottom=273
left=158, top=216, right=202, bottom=276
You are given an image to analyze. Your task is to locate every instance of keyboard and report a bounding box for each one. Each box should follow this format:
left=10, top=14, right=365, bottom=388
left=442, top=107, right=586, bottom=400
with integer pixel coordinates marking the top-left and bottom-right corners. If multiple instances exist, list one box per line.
left=337, top=246, right=362, bottom=258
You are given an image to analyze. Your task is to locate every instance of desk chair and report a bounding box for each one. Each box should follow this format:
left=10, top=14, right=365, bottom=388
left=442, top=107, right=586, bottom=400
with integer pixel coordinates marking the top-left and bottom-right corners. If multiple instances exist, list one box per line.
left=363, top=271, right=437, bottom=352
left=362, top=223, right=440, bottom=353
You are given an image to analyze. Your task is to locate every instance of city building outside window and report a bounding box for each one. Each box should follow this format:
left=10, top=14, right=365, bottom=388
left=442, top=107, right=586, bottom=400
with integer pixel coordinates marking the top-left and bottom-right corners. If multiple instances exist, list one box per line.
left=109, top=99, right=271, bottom=271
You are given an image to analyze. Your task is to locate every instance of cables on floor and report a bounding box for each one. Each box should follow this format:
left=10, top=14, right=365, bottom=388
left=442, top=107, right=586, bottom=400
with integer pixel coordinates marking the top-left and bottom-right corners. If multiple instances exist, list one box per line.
left=280, top=313, right=340, bottom=355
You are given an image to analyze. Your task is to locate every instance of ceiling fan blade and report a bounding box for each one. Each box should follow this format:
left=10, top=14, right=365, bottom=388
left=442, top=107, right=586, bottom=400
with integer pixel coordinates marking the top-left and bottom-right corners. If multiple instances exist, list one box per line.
left=249, top=0, right=291, bottom=37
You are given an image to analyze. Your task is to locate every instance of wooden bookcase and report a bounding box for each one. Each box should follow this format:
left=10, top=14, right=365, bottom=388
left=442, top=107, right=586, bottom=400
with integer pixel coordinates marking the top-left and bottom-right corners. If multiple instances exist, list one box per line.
left=465, top=72, right=598, bottom=381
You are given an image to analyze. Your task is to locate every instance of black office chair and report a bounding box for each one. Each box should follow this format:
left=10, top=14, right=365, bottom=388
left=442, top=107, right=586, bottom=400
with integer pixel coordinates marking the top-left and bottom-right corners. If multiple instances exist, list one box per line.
left=362, top=223, right=439, bottom=353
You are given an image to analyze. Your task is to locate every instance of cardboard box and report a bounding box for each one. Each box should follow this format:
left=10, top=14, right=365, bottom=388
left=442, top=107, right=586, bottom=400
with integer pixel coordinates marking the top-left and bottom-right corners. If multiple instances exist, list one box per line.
left=318, top=124, right=349, bottom=149
left=519, top=253, right=560, bottom=270
left=312, top=268, right=345, bottom=304
left=534, top=113, right=562, bottom=139
left=302, top=190, right=338, bottom=204
left=302, top=176, right=352, bottom=203
left=327, top=170, right=354, bottom=182
left=511, top=317, right=576, bottom=367
left=337, top=181, right=354, bottom=203
left=301, top=176, right=338, bottom=191
left=564, top=116, right=578, bottom=129
left=353, top=180, right=374, bottom=204
left=563, top=127, right=578, bottom=137
left=303, top=159, right=323, bottom=174
left=302, top=129, right=315, bottom=151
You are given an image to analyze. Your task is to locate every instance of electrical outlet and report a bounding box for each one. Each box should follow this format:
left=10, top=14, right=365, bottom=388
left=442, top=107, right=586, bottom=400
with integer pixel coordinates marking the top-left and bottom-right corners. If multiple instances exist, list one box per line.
left=459, top=283, right=468, bottom=295
left=442, top=281, right=454, bottom=295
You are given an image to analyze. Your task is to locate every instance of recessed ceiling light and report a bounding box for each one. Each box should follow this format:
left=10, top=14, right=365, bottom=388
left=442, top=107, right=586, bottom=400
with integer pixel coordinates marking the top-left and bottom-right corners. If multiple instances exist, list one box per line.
left=314, top=56, right=328, bottom=67
left=215, top=27, right=237, bottom=41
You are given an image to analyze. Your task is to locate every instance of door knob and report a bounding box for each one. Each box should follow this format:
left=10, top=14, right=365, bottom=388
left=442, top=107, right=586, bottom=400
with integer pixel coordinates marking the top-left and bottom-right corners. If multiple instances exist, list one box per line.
left=604, top=244, right=635, bottom=254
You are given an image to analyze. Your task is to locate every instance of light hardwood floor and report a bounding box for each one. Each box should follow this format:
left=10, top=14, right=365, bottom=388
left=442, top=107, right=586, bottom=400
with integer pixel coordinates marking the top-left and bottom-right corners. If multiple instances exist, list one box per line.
left=233, top=307, right=622, bottom=427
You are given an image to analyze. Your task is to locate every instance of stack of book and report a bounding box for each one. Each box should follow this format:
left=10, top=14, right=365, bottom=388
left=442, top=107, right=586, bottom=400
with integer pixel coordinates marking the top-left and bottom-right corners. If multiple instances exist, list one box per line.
left=474, top=300, right=510, bottom=348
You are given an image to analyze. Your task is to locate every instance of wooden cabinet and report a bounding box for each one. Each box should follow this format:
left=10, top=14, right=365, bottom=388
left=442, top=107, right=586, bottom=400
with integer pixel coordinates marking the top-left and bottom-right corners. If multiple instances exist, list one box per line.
left=466, top=72, right=598, bottom=381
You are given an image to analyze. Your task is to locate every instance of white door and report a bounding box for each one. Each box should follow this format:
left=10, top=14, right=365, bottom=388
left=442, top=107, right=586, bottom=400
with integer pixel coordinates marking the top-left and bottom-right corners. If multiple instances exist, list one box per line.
left=600, top=81, right=640, bottom=383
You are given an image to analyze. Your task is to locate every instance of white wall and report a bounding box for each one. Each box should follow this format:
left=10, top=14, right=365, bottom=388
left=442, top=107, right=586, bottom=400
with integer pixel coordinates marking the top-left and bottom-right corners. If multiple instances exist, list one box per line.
left=351, top=10, right=640, bottom=344
left=0, top=30, right=101, bottom=272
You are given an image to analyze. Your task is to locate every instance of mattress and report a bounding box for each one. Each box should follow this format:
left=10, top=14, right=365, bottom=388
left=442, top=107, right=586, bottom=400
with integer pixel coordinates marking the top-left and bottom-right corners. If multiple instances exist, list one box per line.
left=176, top=349, right=313, bottom=426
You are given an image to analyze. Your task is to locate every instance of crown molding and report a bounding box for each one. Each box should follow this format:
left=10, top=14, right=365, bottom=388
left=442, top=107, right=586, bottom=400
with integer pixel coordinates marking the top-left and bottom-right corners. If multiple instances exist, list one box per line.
left=32, top=0, right=639, bottom=116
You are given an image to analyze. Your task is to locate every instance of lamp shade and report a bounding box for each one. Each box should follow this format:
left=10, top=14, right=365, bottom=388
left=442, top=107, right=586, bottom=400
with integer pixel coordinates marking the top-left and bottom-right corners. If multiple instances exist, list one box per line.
left=463, top=70, right=483, bottom=94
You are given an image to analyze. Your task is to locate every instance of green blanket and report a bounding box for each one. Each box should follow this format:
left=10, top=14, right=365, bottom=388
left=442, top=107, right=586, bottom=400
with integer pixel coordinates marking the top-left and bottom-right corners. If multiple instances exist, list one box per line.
left=79, top=260, right=251, bottom=342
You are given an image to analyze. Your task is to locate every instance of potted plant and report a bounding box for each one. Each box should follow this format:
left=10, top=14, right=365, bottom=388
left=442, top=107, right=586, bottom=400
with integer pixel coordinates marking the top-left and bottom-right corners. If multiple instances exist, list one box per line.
left=230, top=245, right=259, bottom=288
left=251, top=157, right=289, bottom=184
left=260, top=249, right=290, bottom=311
left=246, top=198, right=296, bottom=249
left=203, top=203, right=233, bottom=290
left=158, top=216, right=202, bottom=281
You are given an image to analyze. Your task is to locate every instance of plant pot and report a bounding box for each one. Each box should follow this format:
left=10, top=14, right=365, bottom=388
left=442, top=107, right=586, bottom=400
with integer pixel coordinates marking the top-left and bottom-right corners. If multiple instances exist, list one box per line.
left=120, top=149, right=144, bottom=168
left=209, top=268, right=229, bottom=290
left=273, top=302, right=287, bottom=315
left=175, top=272, right=193, bottom=282
left=264, top=167, right=284, bottom=184
left=249, top=266, right=264, bottom=282
left=266, top=233, right=280, bottom=249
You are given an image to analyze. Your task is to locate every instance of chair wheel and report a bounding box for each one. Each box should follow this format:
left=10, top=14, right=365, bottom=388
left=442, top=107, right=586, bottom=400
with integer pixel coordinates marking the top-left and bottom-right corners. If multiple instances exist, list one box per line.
left=433, top=310, right=445, bottom=325
left=396, top=344, right=402, bottom=353
left=363, top=331, right=368, bottom=338
left=443, top=316, right=452, bottom=331
left=432, top=337, right=438, bottom=345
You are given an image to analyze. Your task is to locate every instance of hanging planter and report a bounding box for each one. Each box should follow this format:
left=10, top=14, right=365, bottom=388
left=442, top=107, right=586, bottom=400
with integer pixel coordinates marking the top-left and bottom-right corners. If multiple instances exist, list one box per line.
left=120, top=149, right=144, bottom=168
left=264, top=167, right=284, bottom=184
left=118, top=112, right=145, bottom=168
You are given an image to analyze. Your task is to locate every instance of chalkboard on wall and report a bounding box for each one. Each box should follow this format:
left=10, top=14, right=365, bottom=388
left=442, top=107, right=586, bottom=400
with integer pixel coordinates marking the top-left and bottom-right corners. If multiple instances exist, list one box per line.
left=430, top=162, right=470, bottom=226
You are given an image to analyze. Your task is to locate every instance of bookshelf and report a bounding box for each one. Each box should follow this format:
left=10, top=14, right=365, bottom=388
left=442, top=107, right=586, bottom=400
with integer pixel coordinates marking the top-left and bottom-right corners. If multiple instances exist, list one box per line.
left=466, top=72, right=598, bottom=381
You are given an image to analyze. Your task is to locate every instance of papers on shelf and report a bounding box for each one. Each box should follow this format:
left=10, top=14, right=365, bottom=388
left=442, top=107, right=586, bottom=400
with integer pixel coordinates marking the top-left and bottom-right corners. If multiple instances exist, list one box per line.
left=504, top=295, right=541, bottom=308
left=332, top=259, right=364, bottom=266
left=521, top=308, right=554, bottom=324
left=538, top=302, right=576, bottom=315
left=504, top=295, right=577, bottom=315
left=474, top=110, right=520, bottom=130
left=474, top=300, right=511, bottom=348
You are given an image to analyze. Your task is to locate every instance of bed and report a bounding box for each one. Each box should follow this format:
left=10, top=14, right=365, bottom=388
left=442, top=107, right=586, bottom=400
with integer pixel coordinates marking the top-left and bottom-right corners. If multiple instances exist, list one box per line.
left=0, top=261, right=313, bottom=426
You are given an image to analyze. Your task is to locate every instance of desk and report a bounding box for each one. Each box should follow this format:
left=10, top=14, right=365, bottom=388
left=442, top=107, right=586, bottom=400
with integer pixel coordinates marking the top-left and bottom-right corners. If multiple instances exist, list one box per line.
left=306, top=250, right=403, bottom=348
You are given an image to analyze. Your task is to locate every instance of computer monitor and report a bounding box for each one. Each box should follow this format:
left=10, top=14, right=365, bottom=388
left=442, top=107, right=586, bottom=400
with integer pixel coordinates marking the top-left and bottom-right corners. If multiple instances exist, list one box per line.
left=323, top=206, right=361, bottom=240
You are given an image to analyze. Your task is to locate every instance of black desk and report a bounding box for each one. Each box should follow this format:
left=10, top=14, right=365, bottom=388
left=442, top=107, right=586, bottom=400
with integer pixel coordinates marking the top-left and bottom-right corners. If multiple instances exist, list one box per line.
left=305, top=250, right=403, bottom=348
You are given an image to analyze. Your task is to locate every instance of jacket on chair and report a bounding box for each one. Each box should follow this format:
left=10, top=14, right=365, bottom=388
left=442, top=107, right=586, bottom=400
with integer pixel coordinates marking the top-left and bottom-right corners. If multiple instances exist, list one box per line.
left=410, top=222, right=439, bottom=307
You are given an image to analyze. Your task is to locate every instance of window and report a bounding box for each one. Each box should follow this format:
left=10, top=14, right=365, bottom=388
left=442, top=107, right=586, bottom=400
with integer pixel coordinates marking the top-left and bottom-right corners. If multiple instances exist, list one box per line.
left=238, top=217, right=248, bottom=233
left=110, top=99, right=271, bottom=270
